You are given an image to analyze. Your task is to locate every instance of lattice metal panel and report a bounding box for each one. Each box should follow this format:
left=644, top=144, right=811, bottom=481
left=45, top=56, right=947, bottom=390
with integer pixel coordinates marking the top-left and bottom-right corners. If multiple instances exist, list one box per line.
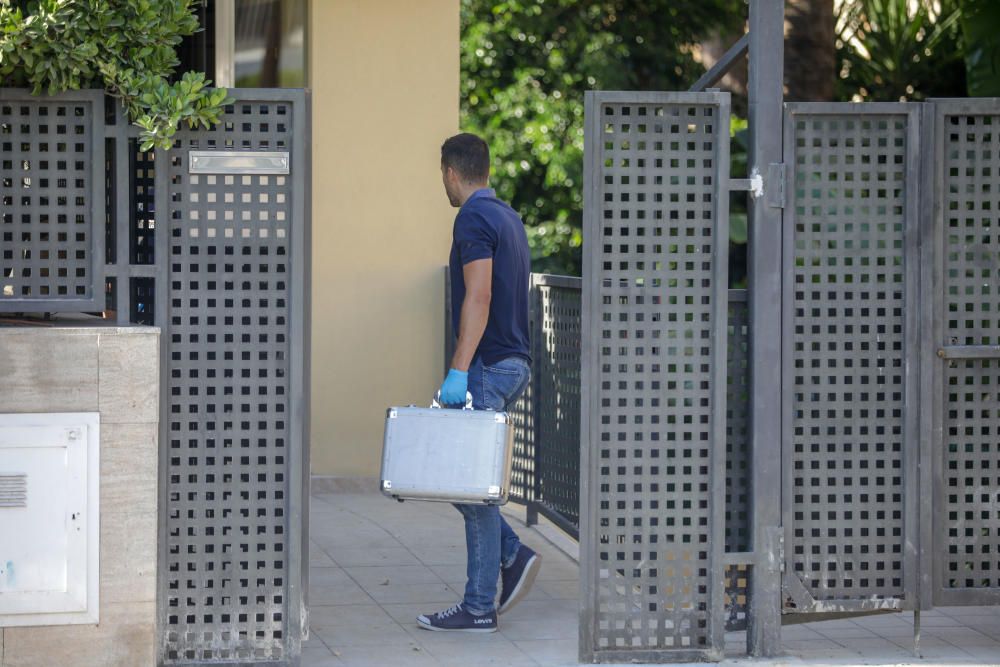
left=725, top=291, right=750, bottom=554
left=131, top=140, right=156, bottom=265
left=535, top=277, right=582, bottom=529
left=724, top=290, right=750, bottom=632
left=936, top=105, right=1000, bottom=601
left=508, top=364, right=536, bottom=503
left=783, top=106, right=919, bottom=610
left=161, top=95, right=308, bottom=664
left=0, top=90, right=104, bottom=312
left=581, top=91, right=730, bottom=662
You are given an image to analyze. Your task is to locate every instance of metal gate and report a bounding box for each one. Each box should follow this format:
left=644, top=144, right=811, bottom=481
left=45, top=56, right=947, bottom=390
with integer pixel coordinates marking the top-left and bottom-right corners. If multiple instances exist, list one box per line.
left=780, top=103, right=922, bottom=613
left=924, top=98, right=1000, bottom=608
left=580, top=90, right=731, bottom=662
left=579, top=89, right=1000, bottom=660
left=156, top=90, right=311, bottom=665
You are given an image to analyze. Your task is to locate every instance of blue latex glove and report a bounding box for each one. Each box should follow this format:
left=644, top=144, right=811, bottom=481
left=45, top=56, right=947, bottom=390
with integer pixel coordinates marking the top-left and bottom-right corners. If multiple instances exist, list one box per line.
left=439, top=368, right=469, bottom=406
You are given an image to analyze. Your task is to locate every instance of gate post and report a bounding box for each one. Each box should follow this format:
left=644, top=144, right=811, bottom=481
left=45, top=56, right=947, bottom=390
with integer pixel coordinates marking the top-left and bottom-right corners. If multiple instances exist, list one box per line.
left=746, top=0, right=784, bottom=656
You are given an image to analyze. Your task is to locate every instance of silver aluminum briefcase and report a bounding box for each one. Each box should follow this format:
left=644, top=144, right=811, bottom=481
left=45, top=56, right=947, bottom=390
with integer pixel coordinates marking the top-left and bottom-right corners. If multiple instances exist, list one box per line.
left=380, top=403, right=514, bottom=505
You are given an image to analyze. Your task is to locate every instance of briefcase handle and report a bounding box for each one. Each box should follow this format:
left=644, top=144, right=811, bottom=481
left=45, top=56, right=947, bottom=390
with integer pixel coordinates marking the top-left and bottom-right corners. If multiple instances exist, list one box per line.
left=431, top=391, right=474, bottom=411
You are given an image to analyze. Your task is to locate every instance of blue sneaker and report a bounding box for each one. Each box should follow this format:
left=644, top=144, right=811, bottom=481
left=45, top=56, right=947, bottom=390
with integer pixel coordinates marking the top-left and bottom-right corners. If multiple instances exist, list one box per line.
left=498, top=545, right=542, bottom=614
left=416, top=603, right=498, bottom=633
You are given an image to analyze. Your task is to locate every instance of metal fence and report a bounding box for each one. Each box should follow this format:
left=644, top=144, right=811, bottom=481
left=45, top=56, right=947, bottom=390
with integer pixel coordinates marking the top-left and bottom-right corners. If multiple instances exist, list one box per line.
left=580, top=90, right=732, bottom=662
left=575, top=89, right=1000, bottom=662
left=0, top=89, right=311, bottom=667
left=924, top=98, right=1000, bottom=608
left=158, top=91, right=311, bottom=666
left=0, top=89, right=105, bottom=313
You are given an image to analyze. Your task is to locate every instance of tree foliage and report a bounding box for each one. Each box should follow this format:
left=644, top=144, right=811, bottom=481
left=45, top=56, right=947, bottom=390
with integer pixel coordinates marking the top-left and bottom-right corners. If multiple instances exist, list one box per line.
left=0, top=0, right=230, bottom=150
left=961, top=0, right=1000, bottom=96
left=835, top=0, right=966, bottom=101
left=461, top=0, right=745, bottom=275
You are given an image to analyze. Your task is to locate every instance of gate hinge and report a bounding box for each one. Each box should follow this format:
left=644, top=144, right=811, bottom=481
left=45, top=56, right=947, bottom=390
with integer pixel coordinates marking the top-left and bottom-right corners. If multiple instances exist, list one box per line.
left=766, top=163, right=785, bottom=209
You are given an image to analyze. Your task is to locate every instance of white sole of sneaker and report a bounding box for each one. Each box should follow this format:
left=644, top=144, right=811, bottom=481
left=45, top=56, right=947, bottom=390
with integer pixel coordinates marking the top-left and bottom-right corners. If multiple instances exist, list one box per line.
left=416, top=617, right=498, bottom=633
left=498, top=553, right=542, bottom=615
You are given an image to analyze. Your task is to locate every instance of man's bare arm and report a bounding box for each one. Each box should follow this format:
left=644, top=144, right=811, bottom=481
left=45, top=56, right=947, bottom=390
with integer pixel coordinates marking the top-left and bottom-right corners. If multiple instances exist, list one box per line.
left=451, top=258, right=492, bottom=371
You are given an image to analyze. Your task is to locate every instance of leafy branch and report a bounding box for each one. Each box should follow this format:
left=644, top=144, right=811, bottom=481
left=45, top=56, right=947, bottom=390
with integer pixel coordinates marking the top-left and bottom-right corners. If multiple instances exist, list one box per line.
left=0, top=0, right=232, bottom=150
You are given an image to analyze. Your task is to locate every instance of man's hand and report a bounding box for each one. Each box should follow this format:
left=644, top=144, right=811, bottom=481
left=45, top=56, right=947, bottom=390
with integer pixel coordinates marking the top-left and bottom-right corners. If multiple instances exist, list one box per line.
left=439, top=368, right=469, bottom=406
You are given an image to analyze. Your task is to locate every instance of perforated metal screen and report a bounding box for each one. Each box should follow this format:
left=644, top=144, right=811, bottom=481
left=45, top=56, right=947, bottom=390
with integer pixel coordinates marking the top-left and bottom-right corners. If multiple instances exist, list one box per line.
left=782, top=104, right=920, bottom=612
left=930, top=100, right=1000, bottom=606
left=158, top=92, right=310, bottom=665
left=534, top=276, right=582, bottom=529
left=580, top=90, right=730, bottom=662
left=725, top=290, right=750, bottom=631
left=0, top=89, right=105, bottom=312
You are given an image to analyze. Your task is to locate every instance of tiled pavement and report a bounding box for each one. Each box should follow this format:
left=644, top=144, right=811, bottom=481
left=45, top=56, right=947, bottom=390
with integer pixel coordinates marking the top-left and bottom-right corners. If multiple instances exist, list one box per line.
left=304, top=491, right=1000, bottom=666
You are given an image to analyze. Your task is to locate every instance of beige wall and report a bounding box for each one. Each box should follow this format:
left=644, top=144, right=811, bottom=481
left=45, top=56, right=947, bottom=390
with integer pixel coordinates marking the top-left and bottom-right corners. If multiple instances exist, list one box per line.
left=308, top=0, right=459, bottom=477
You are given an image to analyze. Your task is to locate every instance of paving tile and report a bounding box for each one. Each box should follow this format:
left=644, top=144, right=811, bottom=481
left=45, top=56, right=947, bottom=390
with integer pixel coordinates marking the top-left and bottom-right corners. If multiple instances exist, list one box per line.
left=962, top=646, right=1000, bottom=662
left=913, top=614, right=966, bottom=627
left=780, top=625, right=826, bottom=640
left=928, top=626, right=1000, bottom=646
left=419, top=634, right=538, bottom=666
left=499, top=617, right=577, bottom=641
left=514, top=638, right=579, bottom=667
left=364, top=582, right=462, bottom=605
left=344, top=564, right=442, bottom=588
left=969, top=624, right=1000, bottom=640
left=310, top=604, right=416, bottom=648
left=783, top=638, right=856, bottom=656
left=330, top=643, right=440, bottom=667
left=312, top=526, right=404, bottom=549
left=428, top=563, right=470, bottom=584
left=391, top=528, right=465, bottom=546
left=537, top=579, right=578, bottom=600
left=410, top=547, right=468, bottom=566
left=834, top=636, right=914, bottom=657
left=326, top=547, right=422, bottom=567
left=942, top=605, right=1000, bottom=617
left=806, top=618, right=869, bottom=630
left=898, top=635, right=954, bottom=648
left=382, top=603, right=441, bottom=626
left=301, top=645, right=345, bottom=666
left=813, top=625, right=879, bottom=640
left=504, top=599, right=577, bottom=621
left=308, top=568, right=374, bottom=606
left=310, top=544, right=338, bottom=568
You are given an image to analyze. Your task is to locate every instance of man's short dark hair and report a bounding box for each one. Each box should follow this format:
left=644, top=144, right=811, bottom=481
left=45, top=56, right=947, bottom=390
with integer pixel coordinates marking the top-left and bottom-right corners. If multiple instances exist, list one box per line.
left=441, top=133, right=490, bottom=182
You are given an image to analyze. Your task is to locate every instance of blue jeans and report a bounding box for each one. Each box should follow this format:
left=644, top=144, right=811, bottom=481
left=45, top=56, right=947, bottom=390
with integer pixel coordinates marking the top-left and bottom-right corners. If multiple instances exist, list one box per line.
left=454, top=355, right=531, bottom=614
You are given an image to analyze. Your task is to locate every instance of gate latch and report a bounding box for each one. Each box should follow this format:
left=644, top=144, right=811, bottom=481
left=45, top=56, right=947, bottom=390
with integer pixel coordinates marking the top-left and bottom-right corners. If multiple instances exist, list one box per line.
left=729, top=163, right=785, bottom=208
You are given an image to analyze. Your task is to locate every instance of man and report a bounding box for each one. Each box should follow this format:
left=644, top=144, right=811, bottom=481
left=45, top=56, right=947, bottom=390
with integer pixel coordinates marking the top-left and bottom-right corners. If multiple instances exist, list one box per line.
left=416, top=133, right=542, bottom=633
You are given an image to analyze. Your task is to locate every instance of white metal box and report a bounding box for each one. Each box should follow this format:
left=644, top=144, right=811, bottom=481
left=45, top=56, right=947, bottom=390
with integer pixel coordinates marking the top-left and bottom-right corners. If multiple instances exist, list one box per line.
left=0, top=413, right=100, bottom=627
left=380, top=406, right=514, bottom=504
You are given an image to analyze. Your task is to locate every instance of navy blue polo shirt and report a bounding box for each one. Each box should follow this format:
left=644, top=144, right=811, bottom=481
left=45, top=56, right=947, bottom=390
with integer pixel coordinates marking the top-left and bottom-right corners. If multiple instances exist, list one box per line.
left=449, top=188, right=531, bottom=366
